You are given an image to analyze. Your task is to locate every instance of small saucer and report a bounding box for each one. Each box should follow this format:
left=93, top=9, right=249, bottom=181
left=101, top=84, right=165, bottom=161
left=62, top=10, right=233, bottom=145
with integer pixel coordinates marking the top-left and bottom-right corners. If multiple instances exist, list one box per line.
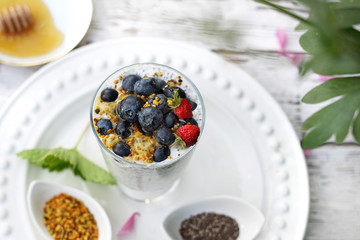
left=0, top=0, right=93, bottom=66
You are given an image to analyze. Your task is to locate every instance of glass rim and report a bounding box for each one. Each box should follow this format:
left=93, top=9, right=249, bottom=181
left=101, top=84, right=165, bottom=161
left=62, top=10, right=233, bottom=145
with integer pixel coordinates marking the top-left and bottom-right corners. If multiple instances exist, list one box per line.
left=90, top=62, right=206, bottom=168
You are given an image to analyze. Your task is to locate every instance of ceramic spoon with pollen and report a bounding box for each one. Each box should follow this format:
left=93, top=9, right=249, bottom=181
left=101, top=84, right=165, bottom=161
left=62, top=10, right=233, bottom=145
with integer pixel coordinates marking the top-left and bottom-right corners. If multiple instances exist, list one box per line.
left=27, top=180, right=112, bottom=240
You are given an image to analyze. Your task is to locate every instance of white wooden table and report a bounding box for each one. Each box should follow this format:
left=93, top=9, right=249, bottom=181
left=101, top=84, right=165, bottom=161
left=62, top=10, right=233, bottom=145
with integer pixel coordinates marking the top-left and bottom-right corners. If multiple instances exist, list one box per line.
left=1, top=0, right=359, bottom=239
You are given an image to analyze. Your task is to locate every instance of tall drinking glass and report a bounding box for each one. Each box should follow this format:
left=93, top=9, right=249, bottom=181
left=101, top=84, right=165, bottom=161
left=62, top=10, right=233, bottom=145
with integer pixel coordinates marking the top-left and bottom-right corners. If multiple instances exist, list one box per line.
left=90, top=63, right=205, bottom=201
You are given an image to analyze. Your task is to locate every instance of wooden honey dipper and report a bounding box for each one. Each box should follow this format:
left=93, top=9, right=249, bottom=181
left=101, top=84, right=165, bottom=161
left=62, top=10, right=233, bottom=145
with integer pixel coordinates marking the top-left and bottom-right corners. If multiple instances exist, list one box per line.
left=0, top=4, right=33, bottom=35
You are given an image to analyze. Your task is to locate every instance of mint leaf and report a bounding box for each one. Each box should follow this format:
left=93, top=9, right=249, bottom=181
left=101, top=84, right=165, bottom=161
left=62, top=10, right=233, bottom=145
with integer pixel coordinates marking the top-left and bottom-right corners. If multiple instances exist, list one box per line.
left=71, top=149, right=116, bottom=184
left=301, top=77, right=360, bottom=149
left=17, top=148, right=72, bottom=171
left=17, top=149, right=56, bottom=167
left=17, top=148, right=116, bottom=185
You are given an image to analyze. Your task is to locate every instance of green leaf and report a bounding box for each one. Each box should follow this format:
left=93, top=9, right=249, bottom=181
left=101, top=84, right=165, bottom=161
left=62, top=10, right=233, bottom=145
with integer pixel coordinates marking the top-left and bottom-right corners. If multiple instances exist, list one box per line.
left=299, top=29, right=326, bottom=55
left=340, top=0, right=360, bottom=4
left=174, top=134, right=186, bottom=149
left=302, top=95, right=360, bottom=148
left=302, top=77, right=360, bottom=103
left=17, top=149, right=56, bottom=166
left=260, top=0, right=360, bottom=75
left=297, top=3, right=360, bottom=75
left=17, top=148, right=116, bottom=185
left=338, top=28, right=360, bottom=51
left=69, top=149, right=116, bottom=184
left=309, top=53, right=360, bottom=75
left=295, top=21, right=311, bottom=31
left=301, top=78, right=360, bottom=148
left=295, top=6, right=360, bottom=30
left=353, top=109, right=360, bottom=144
left=335, top=8, right=360, bottom=28
left=257, top=0, right=360, bottom=148
left=167, top=89, right=181, bottom=109
left=298, top=58, right=312, bottom=76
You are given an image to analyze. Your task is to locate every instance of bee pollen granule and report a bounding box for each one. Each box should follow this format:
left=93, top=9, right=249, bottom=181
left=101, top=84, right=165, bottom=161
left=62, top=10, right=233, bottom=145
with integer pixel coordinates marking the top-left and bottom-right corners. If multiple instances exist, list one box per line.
left=43, top=192, right=99, bottom=240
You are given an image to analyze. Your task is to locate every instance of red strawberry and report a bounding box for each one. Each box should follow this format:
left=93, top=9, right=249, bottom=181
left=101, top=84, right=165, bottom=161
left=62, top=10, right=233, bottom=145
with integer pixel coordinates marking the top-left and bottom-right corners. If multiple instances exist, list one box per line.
left=173, top=98, right=193, bottom=119
left=177, top=125, right=200, bottom=147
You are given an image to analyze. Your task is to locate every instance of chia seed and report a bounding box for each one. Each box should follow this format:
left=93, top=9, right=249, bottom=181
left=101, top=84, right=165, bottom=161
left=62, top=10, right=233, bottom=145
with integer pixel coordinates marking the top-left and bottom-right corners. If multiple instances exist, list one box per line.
left=179, top=212, right=240, bottom=240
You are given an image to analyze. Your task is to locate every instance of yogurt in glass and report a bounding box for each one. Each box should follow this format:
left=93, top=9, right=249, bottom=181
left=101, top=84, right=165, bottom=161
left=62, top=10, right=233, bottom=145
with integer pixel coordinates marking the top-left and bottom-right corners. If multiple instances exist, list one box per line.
left=90, top=63, right=205, bottom=201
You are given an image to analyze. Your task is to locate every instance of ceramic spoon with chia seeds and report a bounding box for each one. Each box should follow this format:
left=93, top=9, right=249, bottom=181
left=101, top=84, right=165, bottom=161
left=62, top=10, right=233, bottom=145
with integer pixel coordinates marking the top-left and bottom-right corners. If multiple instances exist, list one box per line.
left=162, top=195, right=265, bottom=240
left=27, top=180, right=112, bottom=240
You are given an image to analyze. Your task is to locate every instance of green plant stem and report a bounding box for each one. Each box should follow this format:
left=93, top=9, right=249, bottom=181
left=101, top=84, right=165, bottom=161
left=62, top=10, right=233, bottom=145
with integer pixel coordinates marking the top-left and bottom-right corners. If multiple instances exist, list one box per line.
left=256, top=0, right=314, bottom=27
left=73, top=122, right=91, bottom=149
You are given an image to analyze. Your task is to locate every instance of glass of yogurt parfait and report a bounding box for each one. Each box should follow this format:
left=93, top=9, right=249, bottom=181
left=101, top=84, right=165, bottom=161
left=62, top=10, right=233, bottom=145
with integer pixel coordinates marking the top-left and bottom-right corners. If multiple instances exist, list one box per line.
left=90, top=63, right=205, bottom=201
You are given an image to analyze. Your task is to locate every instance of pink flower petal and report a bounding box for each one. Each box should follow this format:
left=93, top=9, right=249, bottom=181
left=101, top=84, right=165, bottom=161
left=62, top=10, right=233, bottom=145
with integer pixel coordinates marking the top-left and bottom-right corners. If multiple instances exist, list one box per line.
left=290, top=53, right=305, bottom=66
left=318, top=75, right=334, bottom=82
left=276, top=29, right=287, bottom=55
left=117, top=212, right=140, bottom=237
left=276, top=29, right=304, bottom=67
left=303, top=149, right=312, bottom=157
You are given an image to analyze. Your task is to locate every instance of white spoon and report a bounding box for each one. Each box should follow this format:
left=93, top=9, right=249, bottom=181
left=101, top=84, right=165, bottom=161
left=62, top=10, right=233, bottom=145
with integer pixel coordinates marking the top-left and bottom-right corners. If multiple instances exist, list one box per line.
left=27, top=180, right=112, bottom=240
left=162, top=195, right=265, bottom=240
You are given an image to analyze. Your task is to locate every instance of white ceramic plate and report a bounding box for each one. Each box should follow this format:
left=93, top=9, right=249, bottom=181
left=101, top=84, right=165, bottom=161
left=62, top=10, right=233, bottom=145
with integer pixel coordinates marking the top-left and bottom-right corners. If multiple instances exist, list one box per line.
left=0, top=0, right=93, bottom=66
left=0, top=38, right=309, bottom=240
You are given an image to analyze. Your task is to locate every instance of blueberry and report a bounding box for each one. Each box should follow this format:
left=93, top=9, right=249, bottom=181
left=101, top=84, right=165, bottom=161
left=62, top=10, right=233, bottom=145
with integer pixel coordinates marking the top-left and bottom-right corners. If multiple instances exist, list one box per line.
left=163, top=87, right=186, bottom=98
left=153, top=145, right=170, bottom=162
left=117, top=96, right=144, bottom=122
left=138, top=107, right=163, bottom=132
left=100, top=88, right=118, bottom=102
left=113, top=141, right=131, bottom=157
left=155, top=78, right=166, bottom=91
left=155, top=126, right=175, bottom=146
left=179, top=118, right=198, bottom=127
left=137, top=124, right=153, bottom=136
left=134, top=77, right=159, bottom=96
left=122, top=74, right=141, bottom=93
left=96, top=119, right=113, bottom=135
left=148, top=94, right=168, bottom=113
left=163, top=112, right=179, bottom=128
left=115, top=120, right=131, bottom=139
left=188, top=99, right=198, bottom=110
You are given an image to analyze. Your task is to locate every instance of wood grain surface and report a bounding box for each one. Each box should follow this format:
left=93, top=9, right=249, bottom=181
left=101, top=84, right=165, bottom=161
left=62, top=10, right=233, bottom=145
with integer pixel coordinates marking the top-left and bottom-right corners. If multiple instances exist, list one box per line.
left=1, top=0, right=359, bottom=239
